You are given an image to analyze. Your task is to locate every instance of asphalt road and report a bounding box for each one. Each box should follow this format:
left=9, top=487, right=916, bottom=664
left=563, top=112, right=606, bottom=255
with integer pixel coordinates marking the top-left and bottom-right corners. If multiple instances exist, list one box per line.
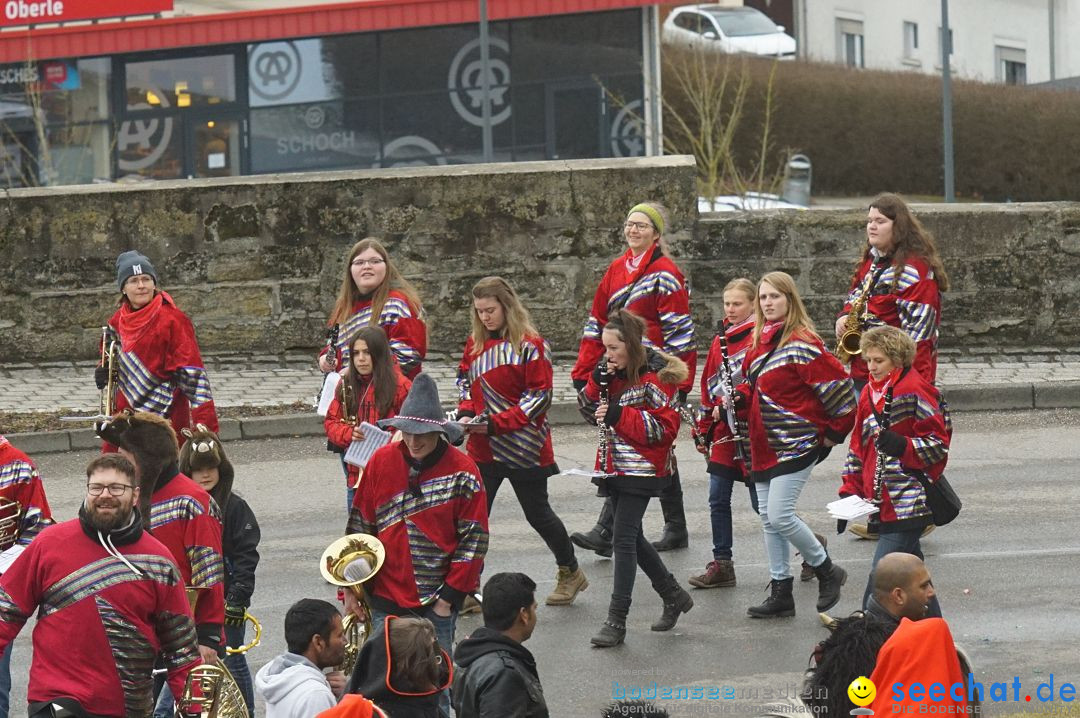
left=9, top=409, right=1080, bottom=716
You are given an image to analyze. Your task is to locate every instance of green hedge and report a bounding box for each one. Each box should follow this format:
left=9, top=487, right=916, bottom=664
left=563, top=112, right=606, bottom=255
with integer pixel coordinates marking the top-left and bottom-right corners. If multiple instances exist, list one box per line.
left=662, top=50, right=1080, bottom=201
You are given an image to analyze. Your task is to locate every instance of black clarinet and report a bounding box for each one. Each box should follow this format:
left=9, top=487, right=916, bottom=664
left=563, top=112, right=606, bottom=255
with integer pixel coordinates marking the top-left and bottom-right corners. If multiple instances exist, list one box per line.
left=718, top=324, right=748, bottom=464
left=596, top=360, right=614, bottom=477
left=314, top=323, right=341, bottom=407
left=871, top=386, right=894, bottom=505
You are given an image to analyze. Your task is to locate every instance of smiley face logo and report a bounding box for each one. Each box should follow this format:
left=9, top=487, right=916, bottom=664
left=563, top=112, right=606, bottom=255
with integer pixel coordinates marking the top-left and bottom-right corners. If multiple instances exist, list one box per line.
left=848, top=676, right=877, bottom=707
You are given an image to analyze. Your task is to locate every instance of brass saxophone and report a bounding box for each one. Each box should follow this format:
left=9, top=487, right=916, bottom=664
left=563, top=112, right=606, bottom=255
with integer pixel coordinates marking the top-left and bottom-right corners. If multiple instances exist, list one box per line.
left=835, top=271, right=875, bottom=363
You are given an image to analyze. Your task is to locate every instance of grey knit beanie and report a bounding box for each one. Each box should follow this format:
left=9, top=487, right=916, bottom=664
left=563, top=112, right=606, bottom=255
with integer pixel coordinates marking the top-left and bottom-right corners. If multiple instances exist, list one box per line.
left=115, top=250, right=158, bottom=290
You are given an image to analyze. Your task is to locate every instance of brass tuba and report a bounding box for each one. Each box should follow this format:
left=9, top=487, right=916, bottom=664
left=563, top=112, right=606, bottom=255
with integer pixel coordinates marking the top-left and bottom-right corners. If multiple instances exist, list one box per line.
left=320, top=533, right=386, bottom=675
left=0, top=498, right=23, bottom=552
left=176, top=589, right=255, bottom=718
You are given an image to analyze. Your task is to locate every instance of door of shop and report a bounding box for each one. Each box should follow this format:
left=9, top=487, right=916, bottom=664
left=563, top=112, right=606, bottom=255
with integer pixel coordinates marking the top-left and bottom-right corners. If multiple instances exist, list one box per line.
left=545, top=81, right=606, bottom=160
left=117, top=51, right=247, bottom=180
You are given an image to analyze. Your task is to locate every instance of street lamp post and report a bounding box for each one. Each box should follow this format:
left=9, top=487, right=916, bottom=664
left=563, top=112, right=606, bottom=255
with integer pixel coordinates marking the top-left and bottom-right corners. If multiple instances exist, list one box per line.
left=479, top=0, right=494, bottom=162
left=941, top=0, right=955, bottom=202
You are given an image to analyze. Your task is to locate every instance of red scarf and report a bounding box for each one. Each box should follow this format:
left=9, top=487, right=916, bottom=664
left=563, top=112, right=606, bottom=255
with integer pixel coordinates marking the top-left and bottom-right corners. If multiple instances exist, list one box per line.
left=725, top=316, right=755, bottom=339
left=623, top=244, right=655, bottom=278
left=117, top=291, right=170, bottom=352
left=868, top=367, right=902, bottom=412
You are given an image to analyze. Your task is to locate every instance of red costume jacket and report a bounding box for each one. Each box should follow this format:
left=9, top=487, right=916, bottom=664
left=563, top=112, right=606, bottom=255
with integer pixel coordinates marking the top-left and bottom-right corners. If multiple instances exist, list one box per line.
left=841, top=254, right=942, bottom=383
left=578, top=356, right=683, bottom=494
left=0, top=436, right=53, bottom=547
left=0, top=518, right=200, bottom=717
left=324, top=370, right=411, bottom=486
left=347, top=441, right=488, bottom=611
left=150, top=471, right=225, bottom=651
left=841, top=367, right=950, bottom=532
left=328, top=290, right=427, bottom=379
left=456, top=334, right=556, bottom=470
left=739, top=324, right=857, bottom=482
left=697, top=318, right=755, bottom=478
left=571, top=245, right=697, bottom=394
left=105, top=292, right=218, bottom=443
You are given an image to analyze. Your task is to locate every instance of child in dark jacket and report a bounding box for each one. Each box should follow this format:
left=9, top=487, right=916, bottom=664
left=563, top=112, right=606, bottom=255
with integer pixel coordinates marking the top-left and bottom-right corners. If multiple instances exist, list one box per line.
left=180, top=424, right=262, bottom=717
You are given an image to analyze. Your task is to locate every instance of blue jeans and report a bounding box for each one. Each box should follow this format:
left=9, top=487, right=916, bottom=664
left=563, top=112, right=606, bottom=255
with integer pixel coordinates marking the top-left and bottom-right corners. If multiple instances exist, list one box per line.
left=862, top=529, right=943, bottom=618
left=371, top=606, right=456, bottom=718
left=755, top=463, right=827, bottom=580
left=708, top=471, right=760, bottom=561
left=0, top=642, right=11, bottom=718
left=341, top=454, right=356, bottom=513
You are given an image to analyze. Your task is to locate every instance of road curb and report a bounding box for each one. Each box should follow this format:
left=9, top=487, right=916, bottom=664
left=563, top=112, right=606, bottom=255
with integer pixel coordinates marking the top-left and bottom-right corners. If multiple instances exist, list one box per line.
left=8, top=380, right=1080, bottom=453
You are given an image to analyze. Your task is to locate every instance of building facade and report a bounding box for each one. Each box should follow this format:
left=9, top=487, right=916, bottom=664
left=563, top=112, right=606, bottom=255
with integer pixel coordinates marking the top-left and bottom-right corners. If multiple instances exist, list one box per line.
left=790, top=0, right=1078, bottom=86
left=0, top=0, right=662, bottom=187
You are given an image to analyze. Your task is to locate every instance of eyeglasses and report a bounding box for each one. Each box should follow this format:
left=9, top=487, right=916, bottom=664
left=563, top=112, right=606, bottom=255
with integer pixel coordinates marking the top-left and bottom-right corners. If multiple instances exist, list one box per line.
left=351, top=258, right=386, bottom=268
left=624, top=221, right=655, bottom=232
left=87, top=483, right=134, bottom=497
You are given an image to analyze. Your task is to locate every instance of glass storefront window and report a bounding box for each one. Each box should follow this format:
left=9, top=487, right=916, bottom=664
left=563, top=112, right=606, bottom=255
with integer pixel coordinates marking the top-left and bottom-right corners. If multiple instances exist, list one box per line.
left=250, top=101, right=379, bottom=172
left=116, top=112, right=183, bottom=179
left=247, top=36, right=377, bottom=107
left=125, top=55, right=236, bottom=111
left=46, top=122, right=112, bottom=185
left=511, top=11, right=640, bottom=83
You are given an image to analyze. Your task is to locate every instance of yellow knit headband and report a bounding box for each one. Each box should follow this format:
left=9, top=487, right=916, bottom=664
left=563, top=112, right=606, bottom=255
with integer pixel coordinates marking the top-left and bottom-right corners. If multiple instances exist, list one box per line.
left=627, top=204, right=664, bottom=235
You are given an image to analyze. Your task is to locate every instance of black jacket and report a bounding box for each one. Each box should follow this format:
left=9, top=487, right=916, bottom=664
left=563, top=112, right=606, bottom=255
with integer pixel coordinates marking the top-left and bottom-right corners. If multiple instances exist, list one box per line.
left=222, top=493, right=260, bottom=608
left=452, top=627, right=548, bottom=718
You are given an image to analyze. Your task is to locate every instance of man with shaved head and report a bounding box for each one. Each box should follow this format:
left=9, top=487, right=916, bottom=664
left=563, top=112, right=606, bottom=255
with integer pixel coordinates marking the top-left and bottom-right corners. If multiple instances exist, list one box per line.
left=865, top=552, right=938, bottom=626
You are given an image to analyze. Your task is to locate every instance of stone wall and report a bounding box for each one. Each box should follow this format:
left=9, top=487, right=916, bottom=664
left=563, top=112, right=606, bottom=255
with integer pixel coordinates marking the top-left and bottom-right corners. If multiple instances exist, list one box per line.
left=2, top=157, right=1079, bottom=364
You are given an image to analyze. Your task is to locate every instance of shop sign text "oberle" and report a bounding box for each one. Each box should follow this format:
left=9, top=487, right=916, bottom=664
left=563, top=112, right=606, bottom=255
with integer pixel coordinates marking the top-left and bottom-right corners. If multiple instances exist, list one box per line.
left=2, top=0, right=172, bottom=28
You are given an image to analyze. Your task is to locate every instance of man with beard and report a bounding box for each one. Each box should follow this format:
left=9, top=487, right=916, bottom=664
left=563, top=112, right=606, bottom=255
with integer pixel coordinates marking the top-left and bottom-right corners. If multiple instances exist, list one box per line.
left=0, top=454, right=201, bottom=717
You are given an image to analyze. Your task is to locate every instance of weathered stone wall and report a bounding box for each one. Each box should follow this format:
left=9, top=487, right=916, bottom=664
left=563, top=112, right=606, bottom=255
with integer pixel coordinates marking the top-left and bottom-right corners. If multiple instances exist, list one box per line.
left=2, top=158, right=1079, bottom=364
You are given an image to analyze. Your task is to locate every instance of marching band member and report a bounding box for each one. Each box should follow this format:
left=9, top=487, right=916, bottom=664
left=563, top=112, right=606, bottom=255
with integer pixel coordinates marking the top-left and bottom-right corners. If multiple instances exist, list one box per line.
left=835, top=193, right=949, bottom=540
left=835, top=193, right=949, bottom=387
left=345, top=374, right=488, bottom=716
left=578, top=309, right=692, bottom=647
left=94, top=412, right=225, bottom=670
left=738, top=272, right=856, bottom=619
left=0, top=435, right=54, bottom=716
left=687, top=278, right=759, bottom=590
left=840, top=326, right=949, bottom=616
left=180, top=426, right=262, bottom=717
left=0, top=454, right=200, bottom=718
left=324, top=327, right=412, bottom=510
left=99, top=250, right=218, bottom=447
left=319, top=239, right=427, bottom=380
left=457, top=277, right=586, bottom=607
left=571, top=202, right=696, bottom=557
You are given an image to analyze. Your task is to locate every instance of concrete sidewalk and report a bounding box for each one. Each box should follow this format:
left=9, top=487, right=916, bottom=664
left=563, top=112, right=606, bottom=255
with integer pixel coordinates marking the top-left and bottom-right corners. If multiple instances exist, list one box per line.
left=5, top=351, right=1080, bottom=453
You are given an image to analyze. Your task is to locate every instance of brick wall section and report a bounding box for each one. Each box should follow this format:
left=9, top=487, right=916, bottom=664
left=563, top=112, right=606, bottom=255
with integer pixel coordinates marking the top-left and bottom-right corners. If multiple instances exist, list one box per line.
left=1, top=158, right=1078, bottom=362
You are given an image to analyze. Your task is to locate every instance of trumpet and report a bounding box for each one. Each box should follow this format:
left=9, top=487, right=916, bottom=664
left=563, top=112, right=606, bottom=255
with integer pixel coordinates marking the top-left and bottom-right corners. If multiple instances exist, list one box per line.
left=62, top=326, right=119, bottom=423
left=321, top=533, right=386, bottom=676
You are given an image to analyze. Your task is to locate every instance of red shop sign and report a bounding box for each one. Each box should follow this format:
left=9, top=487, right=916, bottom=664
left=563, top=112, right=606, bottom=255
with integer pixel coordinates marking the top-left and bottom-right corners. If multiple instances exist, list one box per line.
left=1, top=0, right=173, bottom=28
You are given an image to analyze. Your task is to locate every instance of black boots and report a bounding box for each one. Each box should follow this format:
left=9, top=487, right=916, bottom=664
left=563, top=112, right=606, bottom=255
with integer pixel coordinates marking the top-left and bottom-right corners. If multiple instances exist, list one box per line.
left=651, top=577, right=694, bottom=631
left=592, top=599, right=629, bottom=648
left=650, top=475, right=688, bottom=551
left=571, top=498, right=614, bottom=557
left=747, top=577, right=795, bottom=618
left=813, top=557, right=847, bottom=612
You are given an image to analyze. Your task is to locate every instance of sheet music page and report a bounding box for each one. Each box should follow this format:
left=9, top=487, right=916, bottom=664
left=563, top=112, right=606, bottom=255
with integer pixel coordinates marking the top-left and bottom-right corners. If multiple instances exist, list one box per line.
left=344, top=422, right=393, bottom=468
left=316, top=371, right=341, bottom=417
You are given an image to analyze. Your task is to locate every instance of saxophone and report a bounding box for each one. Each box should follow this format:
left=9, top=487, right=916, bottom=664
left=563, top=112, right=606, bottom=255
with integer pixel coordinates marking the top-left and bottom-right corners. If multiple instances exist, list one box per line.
left=835, top=270, right=875, bottom=363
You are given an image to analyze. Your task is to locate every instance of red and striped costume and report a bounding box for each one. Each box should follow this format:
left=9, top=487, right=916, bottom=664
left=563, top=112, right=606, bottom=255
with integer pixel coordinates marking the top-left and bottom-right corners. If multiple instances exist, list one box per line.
left=841, top=254, right=942, bottom=383
left=740, top=324, right=857, bottom=482
left=696, top=318, right=755, bottom=478
left=0, top=519, right=200, bottom=717
left=105, top=292, right=218, bottom=443
left=324, top=370, right=412, bottom=487
left=347, top=441, right=488, bottom=611
left=840, top=367, right=951, bottom=532
left=456, top=335, right=556, bottom=471
left=328, top=290, right=427, bottom=379
left=578, top=361, right=682, bottom=493
left=571, top=245, right=697, bottom=395
left=150, top=471, right=225, bottom=651
left=0, top=436, right=53, bottom=547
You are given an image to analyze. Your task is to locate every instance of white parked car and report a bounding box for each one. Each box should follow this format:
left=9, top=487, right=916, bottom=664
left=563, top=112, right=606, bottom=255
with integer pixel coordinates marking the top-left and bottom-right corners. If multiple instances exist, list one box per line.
left=662, top=5, right=797, bottom=58
left=699, top=193, right=806, bottom=212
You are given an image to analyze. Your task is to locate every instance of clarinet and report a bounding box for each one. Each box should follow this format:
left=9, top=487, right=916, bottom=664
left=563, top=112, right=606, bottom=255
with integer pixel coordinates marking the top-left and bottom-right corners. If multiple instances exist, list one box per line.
left=871, top=386, right=894, bottom=505
left=718, top=325, right=747, bottom=464
left=314, top=323, right=341, bottom=407
left=596, top=361, right=614, bottom=477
